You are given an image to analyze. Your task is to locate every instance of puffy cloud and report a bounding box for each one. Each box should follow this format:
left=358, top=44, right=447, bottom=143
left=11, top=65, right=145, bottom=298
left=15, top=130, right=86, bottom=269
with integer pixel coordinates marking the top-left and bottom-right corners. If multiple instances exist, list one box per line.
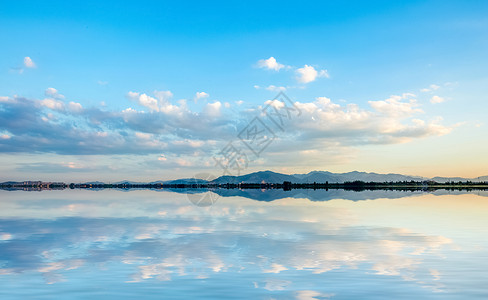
left=283, top=93, right=452, bottom=151
left=257, top=57, right=285, bottom=71
left=369, top=94, right=422, bottom=118
left=264, top=98, right=286, bottom=110
left=127, top=90, right=177, bottom=113
left=23, top=56, right=36, bottom=68
left=175, top=158, right=192, bottom=167
left=203, top=101, right=222, bottom=117
left=154, top=90, right=173, bottom=103
left=172, top=139, right=204, bottom=148
left=127, top=92, right=159, bottom=112
left=16, top=162, right=98, bottom=173
left=0, top=90, right=454, bottom=166
left=126, top=91, right=140, bottom=99
left=135, top=132, right=152, bottom=140
left=45, top=87, right=65, bottom=100
left=0, top=96, right=138, bottom=155
left=295, top=65, right=329, bottom=83
left=138, top=93, right=159, bottom=111
left=41, top=98, right=65, bottom=110
left=194, top=91, right=209, bottom=102
left=68, top=101, right=83, bottom=113
left=430, top=95, right=445, bottom=104
left=0, top=91, right=237, bottom=157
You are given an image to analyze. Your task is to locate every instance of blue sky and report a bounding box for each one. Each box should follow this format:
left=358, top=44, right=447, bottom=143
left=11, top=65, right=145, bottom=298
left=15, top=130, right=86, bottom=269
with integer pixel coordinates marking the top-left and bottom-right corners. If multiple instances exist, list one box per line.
left=1, top=0, right=487, bottom=181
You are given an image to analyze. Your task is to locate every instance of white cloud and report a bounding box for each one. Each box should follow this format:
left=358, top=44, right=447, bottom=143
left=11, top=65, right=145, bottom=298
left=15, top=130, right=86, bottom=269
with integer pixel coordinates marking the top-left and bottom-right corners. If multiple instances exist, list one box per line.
left=154, top=90, right=173, bottom=103
left=430, top=95, right=445, bottom=104
left=172, top=139, right=204, bottom=148
left=287, top=93, right=452, bottom=148
left=296, top=65, right=329, bottom=83
left=369, top=94, right=422, bottom=118
left=97, top=80, right=108, bottom=86
left=257, top=57, right=285, bottom=71
left=204, top=101, right=222, bottom=117
left=127, top=91, right=140, bottom=99
left=175, top=158, right=192, bottom=167
left=138, top=93, right=159, bottom=111
left=24, top=56, right=36, bottom=68
left=266, top=85, right=286, bottom=92
left=45, top=87, right=65, bottom=100
left=127, top=91, right=175, bottom=112
left=264, top=99, right=286, bottom=110
left=135, top=132, right=152, bottom=140
left=0, top=91, right=454, bottom=165
left=319, top=70, right=329, bottom=77
left=40, top=99, right=65, bottom=111
left=68, top=102, right=83, bottom=113
left=421, top=84, right=440, bottom=93
left=194, top=91, right=209, bottom=102
left=254, top=85, right=287, bottom=92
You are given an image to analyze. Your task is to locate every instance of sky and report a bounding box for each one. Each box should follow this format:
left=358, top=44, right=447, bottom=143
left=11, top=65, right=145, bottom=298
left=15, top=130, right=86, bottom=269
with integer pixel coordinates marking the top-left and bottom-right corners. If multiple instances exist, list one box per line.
left=0, top=0, right=487, bottom=182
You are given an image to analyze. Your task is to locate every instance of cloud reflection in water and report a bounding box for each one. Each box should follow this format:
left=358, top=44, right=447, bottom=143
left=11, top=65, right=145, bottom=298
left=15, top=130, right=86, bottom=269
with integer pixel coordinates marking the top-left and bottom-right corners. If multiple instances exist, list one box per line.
left=0, top=190, right=487, bottom=299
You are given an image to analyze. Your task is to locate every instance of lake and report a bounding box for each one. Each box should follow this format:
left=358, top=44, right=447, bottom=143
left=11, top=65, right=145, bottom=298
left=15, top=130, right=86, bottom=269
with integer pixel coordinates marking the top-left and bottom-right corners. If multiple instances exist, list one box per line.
left=0, top=189, right=487, bottom=299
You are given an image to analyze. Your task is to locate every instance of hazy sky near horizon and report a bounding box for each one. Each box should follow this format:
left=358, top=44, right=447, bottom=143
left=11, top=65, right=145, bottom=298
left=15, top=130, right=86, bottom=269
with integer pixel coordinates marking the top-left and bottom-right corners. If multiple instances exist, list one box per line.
left=1, top=0, right=487, bottom=181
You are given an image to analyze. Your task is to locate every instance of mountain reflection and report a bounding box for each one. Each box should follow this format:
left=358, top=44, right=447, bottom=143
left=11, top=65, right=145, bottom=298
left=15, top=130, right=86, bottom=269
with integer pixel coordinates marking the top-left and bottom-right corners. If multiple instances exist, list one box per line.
left=0, top=190, right=487, bottom=299
left=168, top=188, right=488, bottom=202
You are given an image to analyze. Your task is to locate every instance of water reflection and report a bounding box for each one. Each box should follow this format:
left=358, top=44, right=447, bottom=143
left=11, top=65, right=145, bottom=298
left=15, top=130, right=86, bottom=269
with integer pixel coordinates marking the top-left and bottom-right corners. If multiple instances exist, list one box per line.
left=0, top=190, right=487, bottom=299
left=171, top=188, right=488, bottom=202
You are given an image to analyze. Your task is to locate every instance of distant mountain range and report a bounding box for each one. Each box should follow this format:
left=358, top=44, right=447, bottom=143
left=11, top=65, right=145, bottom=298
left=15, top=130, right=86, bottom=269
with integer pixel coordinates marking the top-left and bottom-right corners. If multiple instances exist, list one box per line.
left=4, top=170, right=486, bottom=186
left=118, top=170, right=488, bottom=185
left=432, top=176, right=488, bottom=183
left=208, top=170, right=488, bottom=184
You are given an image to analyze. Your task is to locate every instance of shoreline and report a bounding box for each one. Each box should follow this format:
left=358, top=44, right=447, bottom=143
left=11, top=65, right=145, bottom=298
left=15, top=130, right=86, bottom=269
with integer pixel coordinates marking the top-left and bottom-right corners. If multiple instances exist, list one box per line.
left=2, top=181, right=488, bottom=192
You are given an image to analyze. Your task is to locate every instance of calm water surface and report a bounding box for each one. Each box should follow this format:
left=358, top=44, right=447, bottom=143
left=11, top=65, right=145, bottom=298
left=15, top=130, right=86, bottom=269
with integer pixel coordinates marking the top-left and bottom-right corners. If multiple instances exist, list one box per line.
left=0, top=189, right=487, bottom=299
